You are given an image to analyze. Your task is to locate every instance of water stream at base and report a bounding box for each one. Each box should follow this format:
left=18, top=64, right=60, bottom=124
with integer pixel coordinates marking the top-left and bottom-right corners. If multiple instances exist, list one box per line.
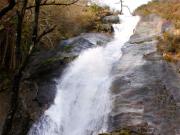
left=28, top=0, right=151, bottom=135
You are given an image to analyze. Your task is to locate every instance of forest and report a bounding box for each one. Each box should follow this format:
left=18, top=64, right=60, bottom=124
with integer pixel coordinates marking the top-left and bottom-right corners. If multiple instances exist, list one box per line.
left=1, top=0, right=180, bottom=135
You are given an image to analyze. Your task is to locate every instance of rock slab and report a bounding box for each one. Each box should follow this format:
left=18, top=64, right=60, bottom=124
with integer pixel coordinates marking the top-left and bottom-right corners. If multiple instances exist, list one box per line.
left=109, top=14, right=180, bottom=135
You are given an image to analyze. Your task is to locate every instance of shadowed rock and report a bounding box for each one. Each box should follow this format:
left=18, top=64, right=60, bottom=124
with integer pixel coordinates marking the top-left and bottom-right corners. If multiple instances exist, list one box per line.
left=102, top=15, right=120, bottom=24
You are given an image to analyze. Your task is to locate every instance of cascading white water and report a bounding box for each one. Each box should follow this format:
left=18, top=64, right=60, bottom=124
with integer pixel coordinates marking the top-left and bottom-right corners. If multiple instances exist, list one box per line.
left=28, top=0, right=151, bottom=135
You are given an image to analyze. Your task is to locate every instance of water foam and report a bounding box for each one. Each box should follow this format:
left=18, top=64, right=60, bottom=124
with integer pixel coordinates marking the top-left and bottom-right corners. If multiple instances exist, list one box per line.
left=28, top=0, right=150, bottom=135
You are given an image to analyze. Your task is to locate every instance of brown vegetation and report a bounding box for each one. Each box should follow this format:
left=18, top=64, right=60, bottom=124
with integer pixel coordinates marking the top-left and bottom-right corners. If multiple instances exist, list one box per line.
left=158, top=32, right=180, bottom=62
left=39, top=3, right=112, bottom=47
left=0, top=1, right=113, bottom=134
left=135, top=1, right=180, bottom=28
left=135, top=0, right=180, bottom=62
left=0, top=0, right=112, bottom=72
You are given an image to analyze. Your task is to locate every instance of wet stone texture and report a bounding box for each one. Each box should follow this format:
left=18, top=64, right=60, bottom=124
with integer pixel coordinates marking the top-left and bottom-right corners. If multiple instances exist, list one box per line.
left=109, top=14, right=180, bottom=135
left=0, top=33, right=112, bottom=135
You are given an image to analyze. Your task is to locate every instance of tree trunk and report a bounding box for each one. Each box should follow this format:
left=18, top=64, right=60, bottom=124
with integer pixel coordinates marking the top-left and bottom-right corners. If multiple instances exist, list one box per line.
left=0, top=0, right=16, bottom=19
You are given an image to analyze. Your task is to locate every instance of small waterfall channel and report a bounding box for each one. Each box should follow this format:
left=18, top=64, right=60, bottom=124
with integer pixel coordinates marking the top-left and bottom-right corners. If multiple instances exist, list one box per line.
left=28, top=0, right=151, bottom=135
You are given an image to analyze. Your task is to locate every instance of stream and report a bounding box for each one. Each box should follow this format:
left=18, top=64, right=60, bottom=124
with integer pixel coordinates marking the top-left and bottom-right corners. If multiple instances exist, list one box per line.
left=28, top=0, right=151, bottom=135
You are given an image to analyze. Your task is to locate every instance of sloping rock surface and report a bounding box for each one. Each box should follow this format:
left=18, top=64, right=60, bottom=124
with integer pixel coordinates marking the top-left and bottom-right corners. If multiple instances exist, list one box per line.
left=109, top=14, right=180, bottom=135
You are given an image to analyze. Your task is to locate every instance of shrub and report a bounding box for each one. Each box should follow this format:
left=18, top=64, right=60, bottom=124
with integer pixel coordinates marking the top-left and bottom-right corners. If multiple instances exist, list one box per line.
left=135, top=0, right=180, bottom=62
left=135, top=1, right=180, bottom=28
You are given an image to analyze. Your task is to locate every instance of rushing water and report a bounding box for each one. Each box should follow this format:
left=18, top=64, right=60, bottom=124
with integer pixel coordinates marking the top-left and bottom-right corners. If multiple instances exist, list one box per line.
left=28, top=0, right=151, bottom=135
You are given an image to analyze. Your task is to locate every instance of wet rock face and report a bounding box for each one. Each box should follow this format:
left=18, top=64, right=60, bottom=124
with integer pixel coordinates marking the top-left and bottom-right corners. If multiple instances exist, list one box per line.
left=102, top=15, right=120, bottom=24
left=97, top=24, right=114, bottom=33
left=0, top=33, right=112, bottom=135
left=60, top=33, right=112, bottom=55
left=109, top=14, right=180, bottom=135
left=22, top=33, right=111, bottom=107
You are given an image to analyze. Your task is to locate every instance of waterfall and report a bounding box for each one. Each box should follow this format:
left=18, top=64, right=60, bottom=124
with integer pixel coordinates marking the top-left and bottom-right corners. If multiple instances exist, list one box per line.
left=28, top=0, right=151, bottom=135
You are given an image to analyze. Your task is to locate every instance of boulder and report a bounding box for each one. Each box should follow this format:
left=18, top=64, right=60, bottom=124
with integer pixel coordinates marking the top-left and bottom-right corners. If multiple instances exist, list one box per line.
left=102, top=15, right=120, bottom=24
left=97, top=24, right=114, bottom=33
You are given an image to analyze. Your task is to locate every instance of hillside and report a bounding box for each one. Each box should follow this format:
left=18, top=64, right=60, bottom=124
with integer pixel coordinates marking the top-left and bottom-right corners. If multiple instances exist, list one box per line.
left=135, top=0, right=180, bottom=63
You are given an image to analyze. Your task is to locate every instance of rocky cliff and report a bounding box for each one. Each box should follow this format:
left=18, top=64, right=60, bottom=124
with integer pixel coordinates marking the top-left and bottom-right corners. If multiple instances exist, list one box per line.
left=106, top=14, right=180, bottom=135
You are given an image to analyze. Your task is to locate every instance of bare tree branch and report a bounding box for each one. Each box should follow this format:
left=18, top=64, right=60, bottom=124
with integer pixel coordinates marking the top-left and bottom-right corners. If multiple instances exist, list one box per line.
left=37, top=25, right=56, bottom=42
left=1, top=0, right=29, bottom=134
left=115, top=0, right=123, bottom=14
left=0, top=0, right=16, bottom=19
left=31, top=0, right=41, bottom=47
left=16, top=0, right=28, bottom=66
left=26, top=0, right=79, bottom=9
left=123, top=5, right=132, bottom=15
left=115, top=0, right=132, bottom=15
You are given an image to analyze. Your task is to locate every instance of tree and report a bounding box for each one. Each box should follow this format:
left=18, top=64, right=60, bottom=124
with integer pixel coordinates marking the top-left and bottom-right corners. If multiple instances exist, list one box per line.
left=120, top=0, right=123, bottom=14
left=0, top=0, right=79, bottom=135
left=0, top=0, right=16, bottom=19
left=116, top=0, right=132, bottom=15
